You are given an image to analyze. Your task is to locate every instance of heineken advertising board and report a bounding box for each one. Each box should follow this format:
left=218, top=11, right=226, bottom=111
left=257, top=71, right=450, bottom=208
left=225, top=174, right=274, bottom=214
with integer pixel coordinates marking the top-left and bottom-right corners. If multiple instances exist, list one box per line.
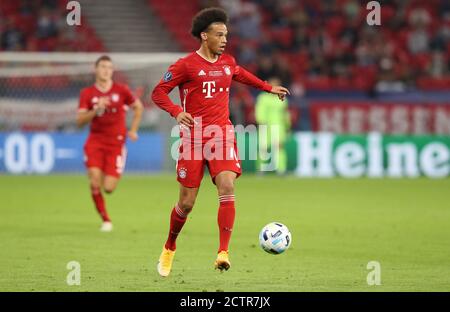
left=237, top=132, right=450, bottom=178
left=294, top=133, right=449, bottom=178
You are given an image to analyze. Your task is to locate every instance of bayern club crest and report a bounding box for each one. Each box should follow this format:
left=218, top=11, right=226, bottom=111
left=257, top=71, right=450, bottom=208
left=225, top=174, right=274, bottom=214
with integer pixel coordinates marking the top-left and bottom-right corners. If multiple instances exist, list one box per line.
left=111, top=93, right=119, bottom=102
left=178, top=168, right=187, bottom=179
left=223, top=65, right=231, bottom=76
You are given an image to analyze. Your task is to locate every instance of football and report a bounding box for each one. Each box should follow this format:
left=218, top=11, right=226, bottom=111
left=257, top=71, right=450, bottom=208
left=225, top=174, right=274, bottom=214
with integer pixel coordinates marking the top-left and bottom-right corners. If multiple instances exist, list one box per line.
left=259, top=222, right=292, bottom=254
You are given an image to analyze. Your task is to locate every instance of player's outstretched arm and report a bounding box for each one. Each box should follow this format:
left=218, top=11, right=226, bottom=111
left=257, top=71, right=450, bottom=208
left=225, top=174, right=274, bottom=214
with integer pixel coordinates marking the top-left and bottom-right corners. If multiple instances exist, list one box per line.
left=233, top=65, right=290, bottom=100
left=128, top=99, right=143, bottom=141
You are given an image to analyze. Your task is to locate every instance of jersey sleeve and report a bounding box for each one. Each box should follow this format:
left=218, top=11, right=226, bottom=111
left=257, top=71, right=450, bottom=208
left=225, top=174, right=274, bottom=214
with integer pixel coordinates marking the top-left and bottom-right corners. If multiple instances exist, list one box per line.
left=231, top=57, right=272, bottom=92
left=151, top=59, right=188, bottom=118
left=122, top=84, right=136, bottom=106
left=78, top=89, right=91, bottom=111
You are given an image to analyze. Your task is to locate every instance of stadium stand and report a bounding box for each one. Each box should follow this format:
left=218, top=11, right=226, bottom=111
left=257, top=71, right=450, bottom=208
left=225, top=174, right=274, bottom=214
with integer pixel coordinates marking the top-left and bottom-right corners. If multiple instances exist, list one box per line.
left=1, top=0, right=449, bottom=131
left=148, top=0, right=450, bottom=93
left=0, top=0, right=105, bottom=52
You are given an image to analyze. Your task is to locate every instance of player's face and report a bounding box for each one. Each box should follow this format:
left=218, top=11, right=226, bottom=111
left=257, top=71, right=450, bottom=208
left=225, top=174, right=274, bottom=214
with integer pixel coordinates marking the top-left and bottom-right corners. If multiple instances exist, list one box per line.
left=204, top=23, right=228, bottom=55
left=95, top=60, right=114, bottom=82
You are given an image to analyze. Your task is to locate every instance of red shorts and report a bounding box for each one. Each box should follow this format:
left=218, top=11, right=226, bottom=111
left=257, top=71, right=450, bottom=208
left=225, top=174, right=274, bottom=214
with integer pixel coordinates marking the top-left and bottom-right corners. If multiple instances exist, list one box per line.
left=84, top=142, right=127, bottom=178
left=176, top=138, right=242, bottom=188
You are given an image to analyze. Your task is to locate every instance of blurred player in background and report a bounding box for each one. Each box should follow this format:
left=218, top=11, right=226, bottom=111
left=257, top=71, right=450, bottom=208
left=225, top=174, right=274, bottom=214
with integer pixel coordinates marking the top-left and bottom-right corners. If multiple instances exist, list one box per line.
left=255, top=76, right=291, bottom=175
left=76, top=55, right=143, bottom=232
left=152, top=8, right=289, bottom=276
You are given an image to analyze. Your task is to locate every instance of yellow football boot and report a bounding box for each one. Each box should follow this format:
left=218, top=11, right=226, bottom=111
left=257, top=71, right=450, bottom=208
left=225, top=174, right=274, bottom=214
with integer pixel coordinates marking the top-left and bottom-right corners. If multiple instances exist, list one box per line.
left=214, top=251, right=231, bottom=271
left=157, top=247, right=175, bottom=277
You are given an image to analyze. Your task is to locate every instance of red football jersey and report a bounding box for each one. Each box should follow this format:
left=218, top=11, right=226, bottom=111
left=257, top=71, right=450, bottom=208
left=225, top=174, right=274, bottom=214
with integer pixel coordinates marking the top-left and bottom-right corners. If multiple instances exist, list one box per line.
left=79, top=82, right=136, bottom=146
left=152, top=52, right=272, bottom=137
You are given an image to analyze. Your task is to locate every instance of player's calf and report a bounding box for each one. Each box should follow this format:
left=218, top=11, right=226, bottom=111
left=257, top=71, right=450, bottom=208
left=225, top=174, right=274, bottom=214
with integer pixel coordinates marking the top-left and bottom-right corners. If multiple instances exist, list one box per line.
left=89, top=185, right=111, bottom=224
left=216, top=173, right=236, bottom=258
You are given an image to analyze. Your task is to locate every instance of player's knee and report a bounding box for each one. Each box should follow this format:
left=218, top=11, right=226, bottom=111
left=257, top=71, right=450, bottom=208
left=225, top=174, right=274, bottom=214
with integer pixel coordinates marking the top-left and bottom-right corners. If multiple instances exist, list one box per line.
left=90, top=176, right=101, bottom=186
left=218, top=180, right=234, bottom=195
left=179, top=200, right=195, bottom=214
left=103, top=186, right=115, bottom=194
left=90, top=182, right=101, bottom=192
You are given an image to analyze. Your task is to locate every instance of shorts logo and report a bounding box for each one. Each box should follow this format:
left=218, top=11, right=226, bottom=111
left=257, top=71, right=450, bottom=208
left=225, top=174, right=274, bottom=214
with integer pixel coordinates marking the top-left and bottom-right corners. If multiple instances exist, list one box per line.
left=223, top=66, right=231, bottom=75
left=178, top=167, right=187, bottom=179
left=163, top=71, right=173, bottom=82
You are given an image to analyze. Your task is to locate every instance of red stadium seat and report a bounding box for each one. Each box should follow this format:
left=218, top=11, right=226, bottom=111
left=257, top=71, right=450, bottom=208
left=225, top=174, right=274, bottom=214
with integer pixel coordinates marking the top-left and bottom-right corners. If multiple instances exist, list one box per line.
left=304, top=76, right=331, bottom=91
left=269, top=28, right=293, bottom=48
left=416, top=77, right=450, bottom=91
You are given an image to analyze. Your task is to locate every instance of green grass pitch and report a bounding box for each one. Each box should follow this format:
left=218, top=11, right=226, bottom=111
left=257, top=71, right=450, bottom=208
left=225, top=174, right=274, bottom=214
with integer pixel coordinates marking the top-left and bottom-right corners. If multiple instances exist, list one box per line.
left=0, top=174, right=449, bottom=292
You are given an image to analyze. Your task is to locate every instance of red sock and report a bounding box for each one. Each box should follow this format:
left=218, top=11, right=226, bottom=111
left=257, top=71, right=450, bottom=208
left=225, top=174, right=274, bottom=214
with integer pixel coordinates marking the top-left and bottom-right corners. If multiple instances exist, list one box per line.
left=90, top=186, right=110, bottom=222
left=164, top=203, right=188, bottom=251
left=218, top=195, right=236, bottom=253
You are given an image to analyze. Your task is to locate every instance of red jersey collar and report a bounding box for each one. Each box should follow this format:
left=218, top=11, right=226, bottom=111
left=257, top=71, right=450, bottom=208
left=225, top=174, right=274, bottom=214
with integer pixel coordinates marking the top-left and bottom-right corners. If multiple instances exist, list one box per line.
left=194, top=51, right=222, bottom=65
left=94, top=81, right=114, bottom=94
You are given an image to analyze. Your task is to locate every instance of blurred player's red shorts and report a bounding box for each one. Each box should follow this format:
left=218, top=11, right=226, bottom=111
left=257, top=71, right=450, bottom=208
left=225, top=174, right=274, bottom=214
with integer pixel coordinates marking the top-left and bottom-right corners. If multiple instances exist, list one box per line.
left=84, top=142, right=127, bottom=178
left=176, top=138, right=242, bottom=188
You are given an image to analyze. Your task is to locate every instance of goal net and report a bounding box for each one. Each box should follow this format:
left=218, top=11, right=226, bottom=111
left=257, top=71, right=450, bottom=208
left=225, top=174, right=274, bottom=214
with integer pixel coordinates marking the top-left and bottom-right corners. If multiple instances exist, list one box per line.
left=0, top=52, right=184, bottom=132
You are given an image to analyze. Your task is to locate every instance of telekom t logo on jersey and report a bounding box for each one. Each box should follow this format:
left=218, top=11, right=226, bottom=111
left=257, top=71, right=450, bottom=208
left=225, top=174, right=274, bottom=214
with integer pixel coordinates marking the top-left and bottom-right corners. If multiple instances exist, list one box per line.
left=202, top=81, right=230, bottom=98
left=202, top=81, right=216, bottom=98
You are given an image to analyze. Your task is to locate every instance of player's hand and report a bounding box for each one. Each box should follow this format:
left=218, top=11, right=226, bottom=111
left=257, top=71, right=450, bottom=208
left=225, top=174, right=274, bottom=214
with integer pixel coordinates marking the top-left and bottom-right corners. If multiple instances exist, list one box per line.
left=93, top=97, right=110, bottom=115
left=95, top=97, right=110, bottom=111
left=128, top=131, right=139, bottom=142
left=270, top=86, right=290, bottom=101
left=176, top=112, right=195, bottom=128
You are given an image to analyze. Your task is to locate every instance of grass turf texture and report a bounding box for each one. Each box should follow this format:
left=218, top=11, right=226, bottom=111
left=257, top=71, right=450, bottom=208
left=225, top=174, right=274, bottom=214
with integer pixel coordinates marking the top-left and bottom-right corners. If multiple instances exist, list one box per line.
left=0, top=175, right=449, bottom=292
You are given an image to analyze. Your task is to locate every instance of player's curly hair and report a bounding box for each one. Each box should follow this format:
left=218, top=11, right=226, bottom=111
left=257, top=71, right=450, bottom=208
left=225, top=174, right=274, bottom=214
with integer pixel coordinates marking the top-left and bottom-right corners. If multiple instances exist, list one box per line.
left=190, top=7, right=228, bottom=39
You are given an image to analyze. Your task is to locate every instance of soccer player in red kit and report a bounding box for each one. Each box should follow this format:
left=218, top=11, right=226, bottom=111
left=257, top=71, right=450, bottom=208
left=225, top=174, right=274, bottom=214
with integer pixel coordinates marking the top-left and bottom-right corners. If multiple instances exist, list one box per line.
left=152, top=8, right=289, bottom=276
left=77, top=55, right=143, bottom=232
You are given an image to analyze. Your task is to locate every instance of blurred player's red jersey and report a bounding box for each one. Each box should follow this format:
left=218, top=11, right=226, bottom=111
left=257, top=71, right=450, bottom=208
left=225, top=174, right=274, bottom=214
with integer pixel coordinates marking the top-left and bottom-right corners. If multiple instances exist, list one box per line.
left=78, top=83, right=136, bottom=146
left=152, top=52, right=272, bottom=135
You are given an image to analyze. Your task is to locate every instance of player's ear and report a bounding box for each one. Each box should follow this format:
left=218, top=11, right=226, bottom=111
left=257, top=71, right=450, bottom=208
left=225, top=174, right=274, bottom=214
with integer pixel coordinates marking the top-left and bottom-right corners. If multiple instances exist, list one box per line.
left=201, top=32, right=208, bottom=41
